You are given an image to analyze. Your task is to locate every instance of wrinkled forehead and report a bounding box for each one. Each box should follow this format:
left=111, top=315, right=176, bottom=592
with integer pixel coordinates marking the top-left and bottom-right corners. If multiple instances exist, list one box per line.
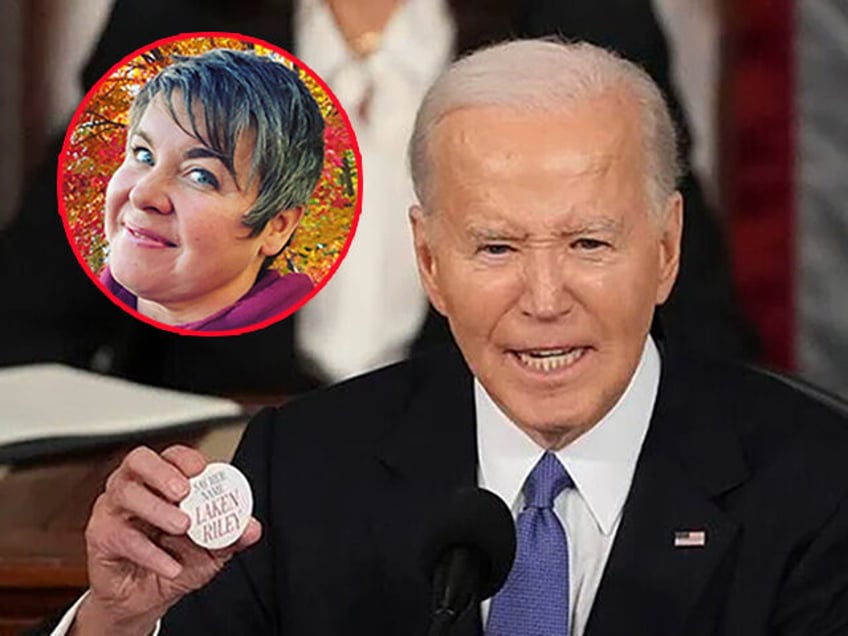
left=426, top=98, right=647, bottom=208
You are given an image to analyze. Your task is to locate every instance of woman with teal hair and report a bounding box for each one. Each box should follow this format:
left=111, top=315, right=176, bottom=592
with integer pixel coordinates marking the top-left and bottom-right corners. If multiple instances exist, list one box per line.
left=100, top=48, right=325, bottom=331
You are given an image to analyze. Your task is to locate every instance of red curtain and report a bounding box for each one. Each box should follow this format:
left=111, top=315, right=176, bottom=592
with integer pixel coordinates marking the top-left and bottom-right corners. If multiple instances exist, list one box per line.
left=723, top=0, right=795, bottom=369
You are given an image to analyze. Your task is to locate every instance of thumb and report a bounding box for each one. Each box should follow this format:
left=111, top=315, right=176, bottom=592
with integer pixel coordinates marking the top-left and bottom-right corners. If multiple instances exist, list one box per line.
left=157, top=518, right=262, bottom=593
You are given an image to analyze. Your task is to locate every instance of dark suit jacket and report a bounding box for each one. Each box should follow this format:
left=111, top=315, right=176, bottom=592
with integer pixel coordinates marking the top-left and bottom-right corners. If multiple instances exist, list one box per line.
left=157, top=343, right=848, bottom=635
left=0, top=0, right=756, bottom=397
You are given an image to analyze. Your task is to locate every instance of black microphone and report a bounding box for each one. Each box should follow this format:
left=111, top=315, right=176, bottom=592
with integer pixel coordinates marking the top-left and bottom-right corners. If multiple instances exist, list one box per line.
left=420, top=488, right=516, bottom=636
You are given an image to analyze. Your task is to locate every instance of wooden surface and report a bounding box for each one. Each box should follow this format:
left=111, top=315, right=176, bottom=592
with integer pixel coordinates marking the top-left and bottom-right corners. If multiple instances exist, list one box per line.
left=0, top=422, right=246, bottom=635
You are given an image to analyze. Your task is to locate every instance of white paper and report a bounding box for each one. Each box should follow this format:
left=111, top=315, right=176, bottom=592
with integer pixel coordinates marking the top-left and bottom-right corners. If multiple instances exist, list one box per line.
left=0, top=364, right=243, bottom=447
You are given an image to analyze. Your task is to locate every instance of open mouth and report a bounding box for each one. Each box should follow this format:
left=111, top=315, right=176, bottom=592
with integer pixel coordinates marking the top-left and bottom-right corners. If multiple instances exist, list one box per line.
left=511, top=347, right=590, bottom=373
left=125, top=224, right=177, bottom=248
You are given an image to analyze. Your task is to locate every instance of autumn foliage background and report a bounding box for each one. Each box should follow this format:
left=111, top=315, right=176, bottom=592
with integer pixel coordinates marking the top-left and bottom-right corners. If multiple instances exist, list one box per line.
left=60, top=35, right=359, bottom=284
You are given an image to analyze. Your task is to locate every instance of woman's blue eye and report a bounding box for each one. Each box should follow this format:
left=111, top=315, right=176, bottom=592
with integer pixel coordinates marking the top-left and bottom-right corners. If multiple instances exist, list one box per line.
left=132, top=147, right=154, bottom=165
left=189, top=169, right=220, bottom=189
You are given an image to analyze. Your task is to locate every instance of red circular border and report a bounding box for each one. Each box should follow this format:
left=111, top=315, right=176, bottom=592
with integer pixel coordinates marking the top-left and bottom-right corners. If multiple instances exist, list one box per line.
left=57, top=31, right=363, bottom=338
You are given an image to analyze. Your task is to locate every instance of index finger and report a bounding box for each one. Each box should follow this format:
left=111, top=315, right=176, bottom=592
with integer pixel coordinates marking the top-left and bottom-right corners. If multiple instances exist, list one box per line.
left=112, top=446, right=192, bottom=503
left=161, top=445, right=208, bottom=480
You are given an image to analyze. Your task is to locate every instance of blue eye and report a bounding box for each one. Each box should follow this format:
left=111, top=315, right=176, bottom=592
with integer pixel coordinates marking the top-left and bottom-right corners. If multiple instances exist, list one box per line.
left=132, top=147, right=154, bottom=166
left=188, top=168, right=220, bottom=189
left=573, top=238, right=609, bottom=250
left=479, top=244, right=514, bottom=256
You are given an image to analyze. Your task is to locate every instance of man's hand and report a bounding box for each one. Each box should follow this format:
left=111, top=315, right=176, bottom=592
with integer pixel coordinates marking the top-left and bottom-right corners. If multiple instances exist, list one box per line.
left=70, top=445, right=262, bottom=635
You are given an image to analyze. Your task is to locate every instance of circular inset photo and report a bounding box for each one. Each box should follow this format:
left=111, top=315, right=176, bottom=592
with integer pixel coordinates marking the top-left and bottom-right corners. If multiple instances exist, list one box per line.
left=59, top=33, right=361, bottom=336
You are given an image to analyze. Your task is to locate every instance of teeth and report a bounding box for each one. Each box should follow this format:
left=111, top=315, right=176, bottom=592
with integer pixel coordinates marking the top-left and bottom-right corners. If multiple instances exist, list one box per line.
left=515, top=348, right=586, bottom=372
left=528, top=350, right=567, bottom=358
left=128, top=227, right=172, bottom=246
left=129, top=228, right=153, bottom=241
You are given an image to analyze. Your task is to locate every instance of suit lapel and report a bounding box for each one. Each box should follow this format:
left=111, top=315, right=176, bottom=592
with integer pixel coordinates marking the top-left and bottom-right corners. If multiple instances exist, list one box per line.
left=585, top=348, right=749, bottom=636
left=369, top=348, right=481, bottom=635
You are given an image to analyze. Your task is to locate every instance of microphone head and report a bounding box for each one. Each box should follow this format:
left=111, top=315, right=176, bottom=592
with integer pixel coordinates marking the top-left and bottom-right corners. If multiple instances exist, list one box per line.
left=420, top=487, right=516, bottom=600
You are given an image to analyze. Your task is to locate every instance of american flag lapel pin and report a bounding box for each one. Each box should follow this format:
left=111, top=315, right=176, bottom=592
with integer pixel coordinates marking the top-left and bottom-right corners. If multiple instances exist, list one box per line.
left=674, top=529, right=707, bottom=548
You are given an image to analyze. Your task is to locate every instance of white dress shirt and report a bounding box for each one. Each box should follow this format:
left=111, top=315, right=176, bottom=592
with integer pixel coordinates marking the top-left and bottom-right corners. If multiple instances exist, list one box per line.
left=294, top=0, right=455, bottom=381
left=476, top=336, right=660, bottom=635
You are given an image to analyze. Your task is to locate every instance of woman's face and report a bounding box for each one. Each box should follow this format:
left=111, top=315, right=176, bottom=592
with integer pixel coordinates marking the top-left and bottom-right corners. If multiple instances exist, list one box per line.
left=104, top=94, right=282, bottom=323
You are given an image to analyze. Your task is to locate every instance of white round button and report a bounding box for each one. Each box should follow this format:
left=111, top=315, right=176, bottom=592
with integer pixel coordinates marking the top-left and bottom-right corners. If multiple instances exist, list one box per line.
left=180, top=462, right=254, bottom=550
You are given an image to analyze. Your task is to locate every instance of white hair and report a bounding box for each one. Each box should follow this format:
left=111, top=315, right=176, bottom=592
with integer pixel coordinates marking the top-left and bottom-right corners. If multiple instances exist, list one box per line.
left=408, top=39, right=682, bottom=214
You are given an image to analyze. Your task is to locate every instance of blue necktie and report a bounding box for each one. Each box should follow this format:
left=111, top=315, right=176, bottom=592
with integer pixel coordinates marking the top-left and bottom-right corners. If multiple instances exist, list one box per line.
left=486, top=452, right=573, bottom=636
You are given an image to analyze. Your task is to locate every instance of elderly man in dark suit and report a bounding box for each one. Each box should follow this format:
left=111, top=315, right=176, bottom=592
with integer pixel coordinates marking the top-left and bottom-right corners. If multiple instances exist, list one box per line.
left=52, top=39, right=848, bottom=636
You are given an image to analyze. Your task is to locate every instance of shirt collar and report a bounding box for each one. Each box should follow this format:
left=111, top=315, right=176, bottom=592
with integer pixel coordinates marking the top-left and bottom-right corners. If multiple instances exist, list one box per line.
left=294, top=0, right=454, bottom=82
left=476, top=336, right=660, bottom=535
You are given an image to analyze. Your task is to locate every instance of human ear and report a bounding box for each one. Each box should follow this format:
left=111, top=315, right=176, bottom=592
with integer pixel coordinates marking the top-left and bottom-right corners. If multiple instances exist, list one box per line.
left=409, top=204, right=448, bottom=316
left=259, top=207, right=305, bottom=257
left=655, top=192, right=683, bottom=305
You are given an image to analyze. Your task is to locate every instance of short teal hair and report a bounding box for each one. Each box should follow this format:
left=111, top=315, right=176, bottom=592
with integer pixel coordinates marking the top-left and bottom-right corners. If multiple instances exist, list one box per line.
left=129, top=48, right=325, bottom=237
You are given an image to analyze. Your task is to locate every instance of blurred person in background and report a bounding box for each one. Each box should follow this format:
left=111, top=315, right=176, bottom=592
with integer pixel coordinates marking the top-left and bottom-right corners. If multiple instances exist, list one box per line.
left=796, top=0, right=848, bottom=399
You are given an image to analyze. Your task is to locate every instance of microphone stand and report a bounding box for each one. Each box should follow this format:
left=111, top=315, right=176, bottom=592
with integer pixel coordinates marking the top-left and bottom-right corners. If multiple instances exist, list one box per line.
left=426, top=547, right=480, bottom=636
left=427, top=609, right=458, bottom=636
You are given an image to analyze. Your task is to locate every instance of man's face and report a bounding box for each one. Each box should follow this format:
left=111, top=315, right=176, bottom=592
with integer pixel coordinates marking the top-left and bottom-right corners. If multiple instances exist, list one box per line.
left=411, top=93, right=682, bottom=448
left=104, top=94, right=293, bottom=323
